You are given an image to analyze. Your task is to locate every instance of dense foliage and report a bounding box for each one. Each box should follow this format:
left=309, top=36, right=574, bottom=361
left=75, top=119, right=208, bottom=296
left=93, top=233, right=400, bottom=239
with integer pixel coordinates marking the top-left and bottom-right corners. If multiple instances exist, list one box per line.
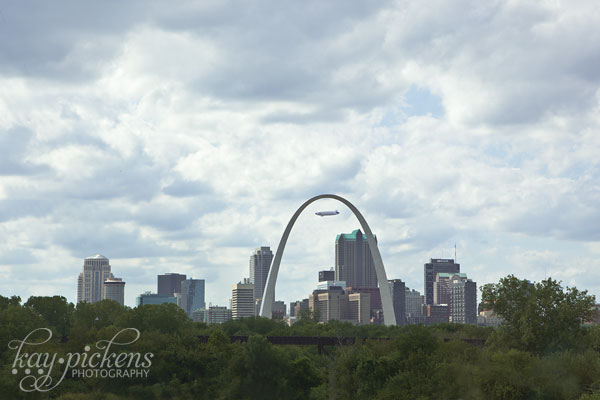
left=1, top=276, right=599, bottom=399
left=481, top=275, right=596, bottom=354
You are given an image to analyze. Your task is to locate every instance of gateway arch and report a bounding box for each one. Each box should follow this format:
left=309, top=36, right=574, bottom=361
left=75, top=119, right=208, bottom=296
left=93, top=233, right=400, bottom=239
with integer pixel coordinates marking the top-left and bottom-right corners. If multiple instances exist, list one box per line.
left=260, top=194, right=397, bottom=326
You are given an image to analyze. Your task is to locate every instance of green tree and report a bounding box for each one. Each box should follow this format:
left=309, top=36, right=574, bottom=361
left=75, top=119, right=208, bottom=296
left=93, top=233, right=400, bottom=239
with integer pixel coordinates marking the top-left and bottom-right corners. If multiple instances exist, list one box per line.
left=298, top=307, right=321, bottom=322
left=117, top=303, right=191, bottom=334
left=481, top=275, right=595, bottom=354
left=0, top=295, right=21, bottom=309
left=24, top=295, right=74, bottom=337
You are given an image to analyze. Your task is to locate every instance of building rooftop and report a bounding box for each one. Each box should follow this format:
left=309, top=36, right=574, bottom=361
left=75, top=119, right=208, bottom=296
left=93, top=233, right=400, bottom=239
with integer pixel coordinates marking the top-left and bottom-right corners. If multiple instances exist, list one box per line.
left=437, top=272, right=468, bottom=279
left=86, top=254, right=108, bottom=260
left=336, top=229, right=376, bottom=241
left=104, top=279, right=125, bottom=285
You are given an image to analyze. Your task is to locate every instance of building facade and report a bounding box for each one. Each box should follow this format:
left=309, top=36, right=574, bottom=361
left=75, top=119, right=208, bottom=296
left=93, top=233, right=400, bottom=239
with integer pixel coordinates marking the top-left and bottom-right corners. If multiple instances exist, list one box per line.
left=310, top=287, right=348, bottom=323
left=232, top=279, right=255, bottom=319
left=347, top=292, right=371, bottom=325
left=77, top=254, right=114, bottom=304
left=157, top=273, right=186, bottom=297
left=389, top=279, right=406, bottom=326
left=136, top=292, right=177, bottom=306
left=272, top=301, right=286, bottom=319
left=179, top=279, right=206, bottom=317
left=249, top=247, right=274, bottom=303
left=434, top=272, right=468, bottom=305
left=425, top=304, right=450, bottom=324
left=335, top=229, right=378, bottom=289
left=319, top=270, right=335, bottom=282
left=103, top=278, right=125, bottom=306
left=405, top=288, right=424, bottom=324
left=450, top=277, right=477, bottom=324
left=309, top=287, right=371, bottom=325
left=290, top=298, right=309, bottom=317
left=477, top=310, right=503, bottom=327
left=193, top=306, right=232, bottom=324
left=424, top=259, right=460, bottom=305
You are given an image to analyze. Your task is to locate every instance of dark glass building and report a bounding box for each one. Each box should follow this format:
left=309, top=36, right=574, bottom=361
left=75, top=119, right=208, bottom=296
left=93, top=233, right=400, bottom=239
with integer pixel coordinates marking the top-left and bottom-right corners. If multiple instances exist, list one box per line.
left=157, top=273, right=186, bottom=297
left=424, top=259, right=460, bottom=305
left=335, top=229, right=378, bottom=289
left=388, top=279, right=406, bottom=326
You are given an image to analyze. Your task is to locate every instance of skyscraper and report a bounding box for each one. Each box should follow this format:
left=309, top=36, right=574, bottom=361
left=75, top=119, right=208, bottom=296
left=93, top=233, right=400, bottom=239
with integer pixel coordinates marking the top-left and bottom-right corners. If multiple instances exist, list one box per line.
left=179, top=278, right=205, bottom=317
left=103, top=278, right=125, bottom=306
left=249, top=247, right=273, bottom=303
left=335, top=229, right=377, bottom=289
left=405, top=288, right=424, bottom=324
left=450, top=275, right=477, bottom=324
left=424, top=258, right=460, bottom=305
left=232, top=279, right=255, bottom=319
left=389, top=279, right=406, bottom=326
left=434, top=272, right=468, bottom=305
left=158, top=273, right=187, bottom=297
left=77, top=254, right=114, bottom=303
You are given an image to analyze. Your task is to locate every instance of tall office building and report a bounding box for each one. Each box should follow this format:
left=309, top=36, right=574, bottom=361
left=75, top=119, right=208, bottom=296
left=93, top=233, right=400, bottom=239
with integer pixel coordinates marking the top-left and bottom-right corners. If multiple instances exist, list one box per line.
left=434, top=273, right=467, bottom=305
left=389, top=279, right=406, bottom=326
left=405, top=288, right=424, bottom=324
left=77, top=254, right=114, bottom=303
left=335, top=229, right=378, bottom=289
left=424, top=259, right=460, bottom=305
left=232, top=279, right=255, bottom=319
left=450, top=276, right=477, bottom=324
left=103, top=278, right=126, bottom=306
left=158, top=273, right=187, bottom=297
left=249, top=247, right=274, bottom=303
left=179, top=279, right=205, bottom=317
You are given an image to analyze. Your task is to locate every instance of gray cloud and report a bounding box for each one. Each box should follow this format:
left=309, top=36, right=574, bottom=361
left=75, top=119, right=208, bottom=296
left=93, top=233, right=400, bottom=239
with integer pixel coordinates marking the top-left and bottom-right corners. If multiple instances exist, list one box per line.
left=0, top=127, right=48, bottom=175
left=0, top=1, right=146, bottom=81
left=1, top=0, right=599, bottom=307
left=163, top=178, right=212, bottom=197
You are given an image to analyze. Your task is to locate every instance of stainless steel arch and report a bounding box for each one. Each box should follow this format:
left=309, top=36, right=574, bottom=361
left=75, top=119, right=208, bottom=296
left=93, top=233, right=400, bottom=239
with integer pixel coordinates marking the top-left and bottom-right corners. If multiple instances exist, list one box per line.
left=259, top=194, right=397, bottom=326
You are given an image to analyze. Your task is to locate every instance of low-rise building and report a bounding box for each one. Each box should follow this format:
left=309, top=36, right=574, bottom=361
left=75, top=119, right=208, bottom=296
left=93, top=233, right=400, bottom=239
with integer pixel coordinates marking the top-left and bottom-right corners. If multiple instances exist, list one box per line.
left=136, top=292, right=177, bottom=306
left=193, top=306, right=232, bottom=324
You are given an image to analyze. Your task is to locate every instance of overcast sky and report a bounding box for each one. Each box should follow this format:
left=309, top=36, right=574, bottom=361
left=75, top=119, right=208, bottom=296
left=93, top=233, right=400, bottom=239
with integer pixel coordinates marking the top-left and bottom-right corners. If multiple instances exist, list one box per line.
left=1, top=0, right=599, bottom=309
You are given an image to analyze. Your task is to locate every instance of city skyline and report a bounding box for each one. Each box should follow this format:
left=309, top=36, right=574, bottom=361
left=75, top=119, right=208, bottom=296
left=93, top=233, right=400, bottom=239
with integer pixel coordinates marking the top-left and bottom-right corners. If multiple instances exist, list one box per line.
left=1, top=1, right=599, bottom=309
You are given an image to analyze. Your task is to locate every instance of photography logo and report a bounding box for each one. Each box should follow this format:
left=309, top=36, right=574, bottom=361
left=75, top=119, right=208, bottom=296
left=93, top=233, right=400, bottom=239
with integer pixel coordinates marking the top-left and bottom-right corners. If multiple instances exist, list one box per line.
left=8, top=327, right=153, bottom=392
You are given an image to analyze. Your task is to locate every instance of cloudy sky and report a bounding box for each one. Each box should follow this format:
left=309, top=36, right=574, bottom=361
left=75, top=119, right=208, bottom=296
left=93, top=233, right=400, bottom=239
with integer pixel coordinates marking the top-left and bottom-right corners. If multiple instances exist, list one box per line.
left=1, top=0, right=599, bottom=309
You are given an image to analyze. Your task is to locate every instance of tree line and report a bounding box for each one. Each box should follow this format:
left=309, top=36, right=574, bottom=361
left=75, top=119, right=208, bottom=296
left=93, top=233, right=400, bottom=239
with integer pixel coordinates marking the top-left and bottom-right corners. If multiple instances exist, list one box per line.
left=0, top=275, right=599, bottom=399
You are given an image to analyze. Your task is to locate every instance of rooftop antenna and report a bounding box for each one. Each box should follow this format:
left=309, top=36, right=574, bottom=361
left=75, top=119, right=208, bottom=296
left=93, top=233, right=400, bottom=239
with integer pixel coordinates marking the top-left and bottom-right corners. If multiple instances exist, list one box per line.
left=454, top=243, right=457, bottom=261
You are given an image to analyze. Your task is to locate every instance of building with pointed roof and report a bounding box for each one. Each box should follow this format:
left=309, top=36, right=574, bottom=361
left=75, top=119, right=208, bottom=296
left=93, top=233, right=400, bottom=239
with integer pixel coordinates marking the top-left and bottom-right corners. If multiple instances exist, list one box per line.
left=77, top=254, right=124, bottom=304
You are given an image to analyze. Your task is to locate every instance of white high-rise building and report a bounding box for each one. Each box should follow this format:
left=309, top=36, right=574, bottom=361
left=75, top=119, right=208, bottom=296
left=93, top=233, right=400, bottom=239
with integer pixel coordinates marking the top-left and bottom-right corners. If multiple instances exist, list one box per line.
left=249, top=247, right=273, bottom=303
left=77, top=254, right=114, bottom=303
left=232, top=279, right=255, bottom=319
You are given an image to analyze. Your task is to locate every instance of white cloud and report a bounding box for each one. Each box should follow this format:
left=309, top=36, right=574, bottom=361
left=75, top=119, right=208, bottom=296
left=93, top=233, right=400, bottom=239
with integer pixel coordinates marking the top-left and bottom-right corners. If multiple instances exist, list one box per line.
left=0, top=0, right=599, bottom=308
